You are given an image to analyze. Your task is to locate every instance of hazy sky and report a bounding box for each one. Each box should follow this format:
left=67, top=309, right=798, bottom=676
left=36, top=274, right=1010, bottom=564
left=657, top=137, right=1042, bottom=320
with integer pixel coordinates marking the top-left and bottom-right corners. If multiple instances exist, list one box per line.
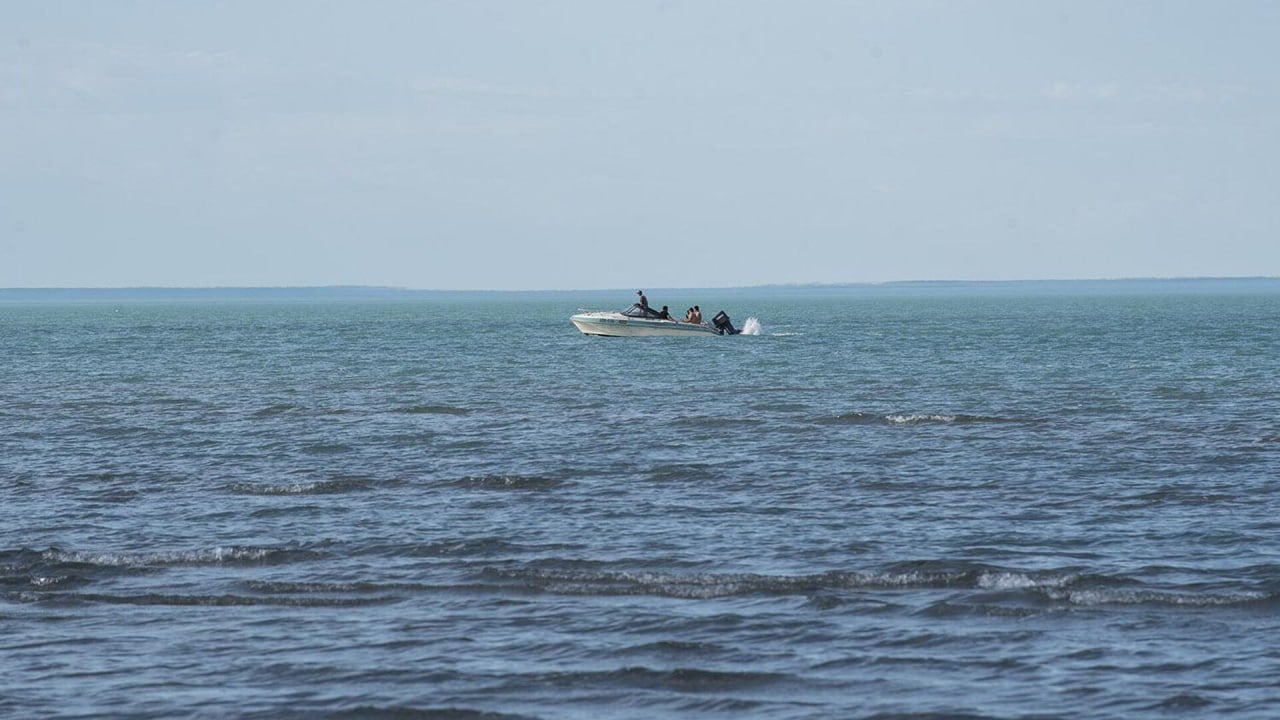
left=3, top=1, right=1278, bottom=289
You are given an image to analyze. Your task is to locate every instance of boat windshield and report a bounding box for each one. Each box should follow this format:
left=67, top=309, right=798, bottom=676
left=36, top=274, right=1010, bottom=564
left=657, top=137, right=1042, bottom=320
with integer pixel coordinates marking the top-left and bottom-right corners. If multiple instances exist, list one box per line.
left=621, top=303, right=663, bottom=319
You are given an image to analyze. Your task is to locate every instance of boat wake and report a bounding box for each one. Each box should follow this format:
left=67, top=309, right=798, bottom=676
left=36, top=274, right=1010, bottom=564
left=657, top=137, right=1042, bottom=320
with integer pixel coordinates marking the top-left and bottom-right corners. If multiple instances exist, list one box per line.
left=740, top=317, right=762, bottom=336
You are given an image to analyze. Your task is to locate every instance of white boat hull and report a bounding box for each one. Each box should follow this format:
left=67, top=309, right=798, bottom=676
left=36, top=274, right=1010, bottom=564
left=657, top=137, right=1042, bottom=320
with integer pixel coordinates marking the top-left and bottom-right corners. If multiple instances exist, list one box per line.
left=571, top=312, right=722, bottom=337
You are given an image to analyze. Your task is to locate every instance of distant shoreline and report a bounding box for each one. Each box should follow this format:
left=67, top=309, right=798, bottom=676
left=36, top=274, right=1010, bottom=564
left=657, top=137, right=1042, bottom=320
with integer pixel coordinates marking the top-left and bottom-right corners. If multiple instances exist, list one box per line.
left=2, top=277, right=1279, bottom=302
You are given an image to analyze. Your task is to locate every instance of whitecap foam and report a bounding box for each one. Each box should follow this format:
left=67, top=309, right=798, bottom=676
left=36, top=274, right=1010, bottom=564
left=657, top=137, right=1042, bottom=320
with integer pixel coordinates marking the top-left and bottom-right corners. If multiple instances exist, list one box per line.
left=977, top=571, right=1076, bottom=591
left=1051, top=588, right=1271, bottom=607
left=230, top=479, right=371, bottom=495
left=449, top=475, right=564, bottom=491
left=739, top=317, right=762, bottom=336
left=885, top=413, right=957, bottom=424
left=29, top=575, right=69, bottom=587
left=43, top=546, right=303, bottom=567
left=485, top=567, right=978, bottom=599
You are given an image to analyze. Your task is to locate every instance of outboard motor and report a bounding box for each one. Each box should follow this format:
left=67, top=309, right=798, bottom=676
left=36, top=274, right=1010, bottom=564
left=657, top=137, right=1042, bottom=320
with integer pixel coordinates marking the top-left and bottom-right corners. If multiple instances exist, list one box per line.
left=712, top=310, right=738, bottom=335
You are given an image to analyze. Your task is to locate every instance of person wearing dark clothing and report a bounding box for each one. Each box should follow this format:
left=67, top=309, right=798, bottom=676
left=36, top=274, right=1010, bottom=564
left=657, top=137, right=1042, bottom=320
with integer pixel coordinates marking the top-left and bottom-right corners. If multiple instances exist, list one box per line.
left=634, top=290, right=665, bottom=318
left=656, top=305, right=673, bottom=320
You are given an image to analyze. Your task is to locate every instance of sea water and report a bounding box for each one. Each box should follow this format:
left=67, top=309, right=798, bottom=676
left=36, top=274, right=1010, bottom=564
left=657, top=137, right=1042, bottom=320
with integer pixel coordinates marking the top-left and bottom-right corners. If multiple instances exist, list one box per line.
left=2, top=282, right=1279, bottom=718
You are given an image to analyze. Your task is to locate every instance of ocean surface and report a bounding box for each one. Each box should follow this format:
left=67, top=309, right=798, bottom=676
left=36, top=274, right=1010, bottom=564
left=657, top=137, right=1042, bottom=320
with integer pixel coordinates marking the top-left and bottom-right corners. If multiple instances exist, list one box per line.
left=3, top=282, right=1279, bottom=719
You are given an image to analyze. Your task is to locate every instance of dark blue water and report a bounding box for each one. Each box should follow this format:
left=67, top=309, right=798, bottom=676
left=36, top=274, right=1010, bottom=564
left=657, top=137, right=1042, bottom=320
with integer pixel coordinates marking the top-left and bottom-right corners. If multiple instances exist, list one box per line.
left=3, top=285, right=1279, bottom=718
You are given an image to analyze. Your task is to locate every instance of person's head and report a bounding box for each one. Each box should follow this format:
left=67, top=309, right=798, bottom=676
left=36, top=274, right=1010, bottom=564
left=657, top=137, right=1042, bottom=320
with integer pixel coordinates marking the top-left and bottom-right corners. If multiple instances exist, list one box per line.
left=637, top=290, right=644, bottom=296
left=694, top=305, right=700, bottom=311
left=661, top=305, right=668, bottom=311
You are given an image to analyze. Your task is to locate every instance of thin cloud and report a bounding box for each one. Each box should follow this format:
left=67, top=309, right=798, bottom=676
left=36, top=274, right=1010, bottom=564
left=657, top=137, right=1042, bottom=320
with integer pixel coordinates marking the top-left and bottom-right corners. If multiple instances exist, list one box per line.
left=1137, top=82, right=1255, bottom=104
left=1044, top=81, right=1256, bottom=104
left=1042, top=81, right=1120, bottom=101
left=411, top=77, right=569, bottom=101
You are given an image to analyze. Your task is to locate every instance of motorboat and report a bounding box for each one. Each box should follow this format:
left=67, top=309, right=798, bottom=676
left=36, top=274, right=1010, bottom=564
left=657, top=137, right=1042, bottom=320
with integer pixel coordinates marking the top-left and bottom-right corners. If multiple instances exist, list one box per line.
left=571, top=304, right=741, bottom=337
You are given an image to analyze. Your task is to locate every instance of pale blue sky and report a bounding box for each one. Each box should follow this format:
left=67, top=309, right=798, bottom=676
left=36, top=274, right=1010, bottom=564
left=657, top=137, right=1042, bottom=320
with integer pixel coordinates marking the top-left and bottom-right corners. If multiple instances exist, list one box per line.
left=2, top=1, right=1277, bottom=289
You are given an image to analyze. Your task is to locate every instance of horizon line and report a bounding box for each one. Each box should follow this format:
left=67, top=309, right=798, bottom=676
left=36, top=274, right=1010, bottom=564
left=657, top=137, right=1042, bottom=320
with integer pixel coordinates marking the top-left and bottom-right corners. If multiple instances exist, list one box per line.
left=3, top=276, right=1279, bottom=294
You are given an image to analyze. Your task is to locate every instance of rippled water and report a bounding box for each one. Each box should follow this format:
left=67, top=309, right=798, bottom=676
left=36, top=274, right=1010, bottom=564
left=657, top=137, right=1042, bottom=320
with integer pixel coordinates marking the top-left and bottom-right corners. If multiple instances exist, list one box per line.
left=3, top=285, right=1280, bottom=718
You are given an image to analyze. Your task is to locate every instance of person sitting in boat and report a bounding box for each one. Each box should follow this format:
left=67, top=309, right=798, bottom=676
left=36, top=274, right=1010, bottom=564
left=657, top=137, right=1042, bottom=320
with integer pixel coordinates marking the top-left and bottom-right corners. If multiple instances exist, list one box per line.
left=690, top=306, right=703, bottom=324
left=637, top=290, right=649, bottom=312
left=656, top=305, right=673, bottom=320
left=684, top=307, right=695, bottom=322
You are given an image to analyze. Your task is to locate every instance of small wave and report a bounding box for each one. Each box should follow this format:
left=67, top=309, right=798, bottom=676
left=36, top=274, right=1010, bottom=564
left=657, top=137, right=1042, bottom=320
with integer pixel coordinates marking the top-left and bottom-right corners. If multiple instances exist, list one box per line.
left=620, top=640, right=726, bottom=656
left=824, top=411, right=881, bottom=425
left=66, top=471, right=141, bottom=483
left=445, top=475, right=565, bottom=491
left=90, top=488, right=142, bottom=503
left=252, top=403, right=299, bottom=418
left=1121, top=487, right=1241, bottom=507
left=394, top=404, right=470, bottom=416
left=250, top=506, right=325, bottom=519
left=363, top=538, right=583, bottom=558
left=885, top=413, right=1017, bottom=425
left=670, top=415, right=763, bottom=430
left=88, top=425, right=149, bottom=438
left=44, top=592, right=396, bottom=607
left=647, top=464, right=720, bottom=483
left=477, top=563, right=1175, bottom=602
left=824, top=411, right=1015, bottom=426
left=919, top=601, right=1051, bottom=619
left=244, top=580, right=419, bottom=594
left=153, top=395, right=208, bottom=407
left=479, top=567, right=986, bottom=599
left=308, top=707, right=539, bottom=720
left=1147, top=694, right=1213, bottom=710
left=620, top=666, right=789, bottom=692
left=230, top=478, right=373, bottom=495
left=749, top=401, right=809, bottom=412
left=537, top=666, right=790, bottom=693
left=886, top=413, right=961, bottom=425
left=1154, top=386, right=1211, bottom=401
left=1048, top=587, right=1275, bottom=608
left=41, top=545, right=319, bottom=568
left=25, top=575, right=91, bottom=591
left=302, top=443, right=353, bottom=455
left=1, top=571, right=92, bottom=592
left=976, top=571, right=1080, bottom=591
